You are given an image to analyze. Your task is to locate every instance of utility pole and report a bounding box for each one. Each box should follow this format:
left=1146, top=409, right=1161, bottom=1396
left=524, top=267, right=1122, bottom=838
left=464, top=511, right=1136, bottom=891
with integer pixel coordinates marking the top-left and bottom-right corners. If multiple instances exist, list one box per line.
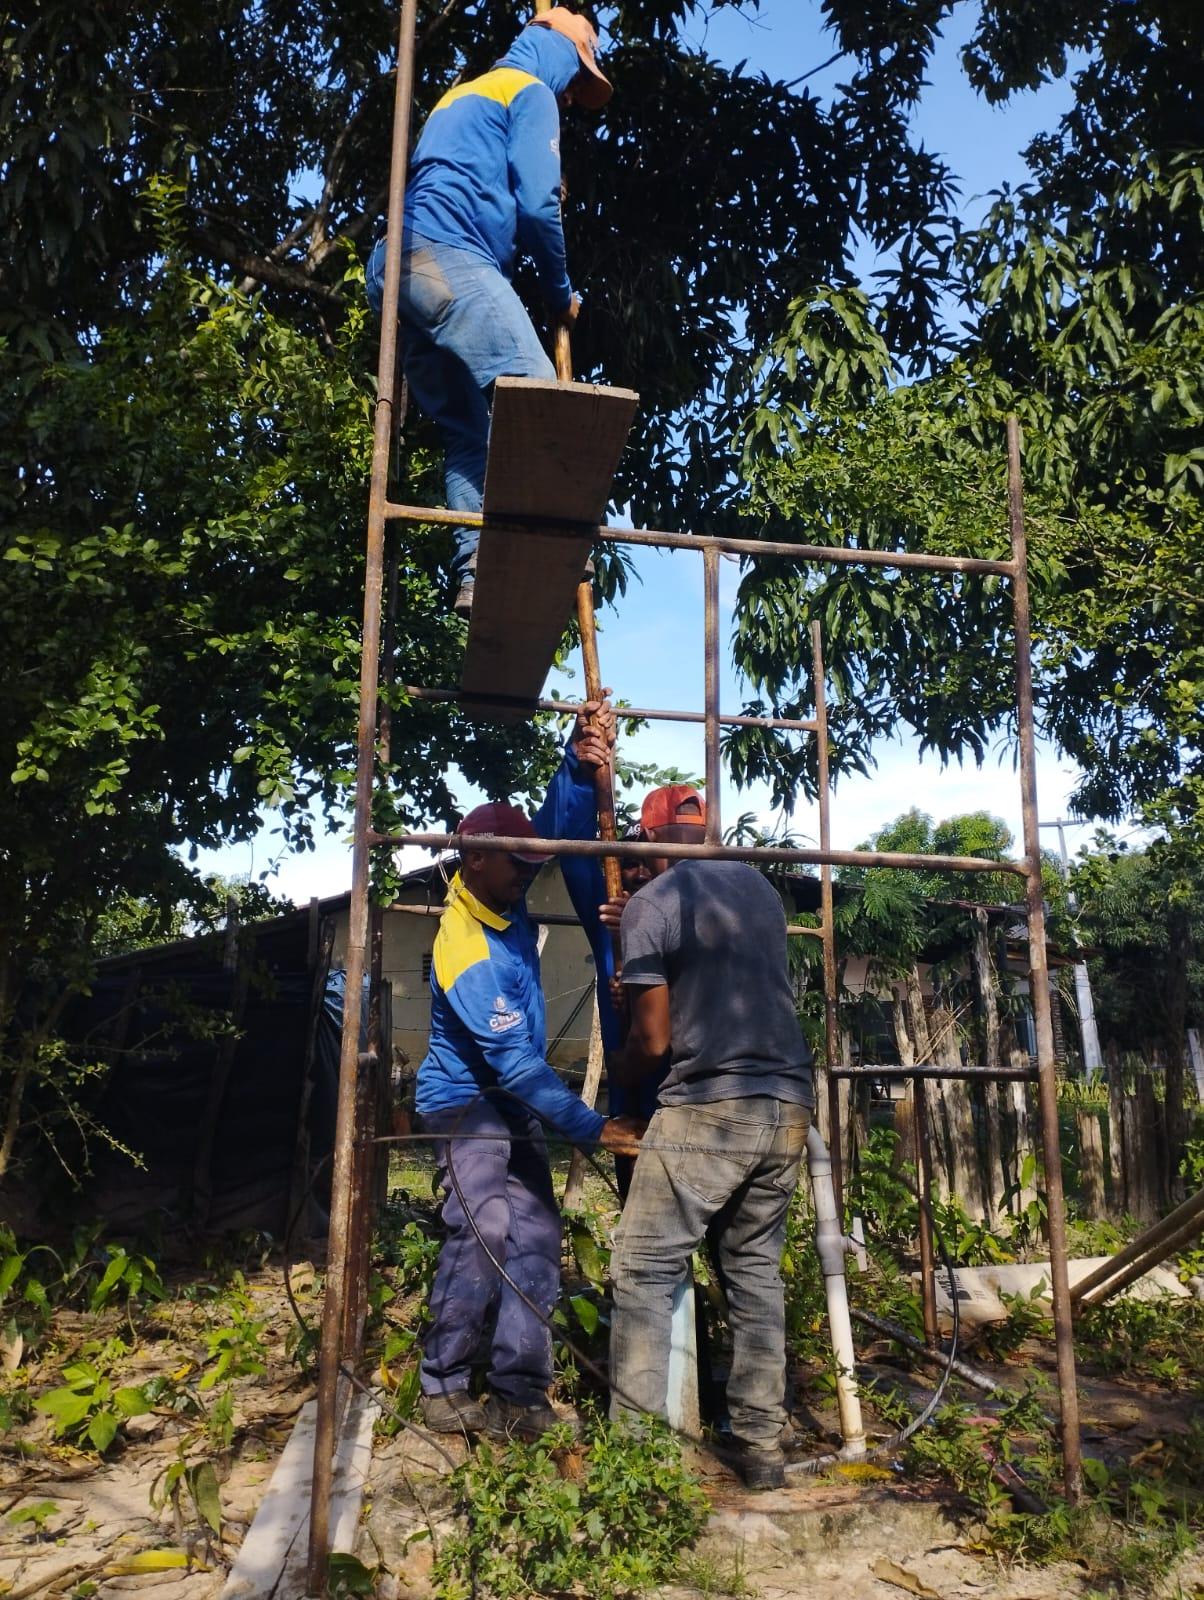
left=1039, top=818, right=1103, bottom=1076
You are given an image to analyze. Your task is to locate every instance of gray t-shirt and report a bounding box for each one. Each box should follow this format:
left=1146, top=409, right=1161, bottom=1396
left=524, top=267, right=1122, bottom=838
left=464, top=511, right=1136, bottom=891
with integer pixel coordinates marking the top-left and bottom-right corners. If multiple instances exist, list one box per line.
left=620, top=859, right=815, bottom=1108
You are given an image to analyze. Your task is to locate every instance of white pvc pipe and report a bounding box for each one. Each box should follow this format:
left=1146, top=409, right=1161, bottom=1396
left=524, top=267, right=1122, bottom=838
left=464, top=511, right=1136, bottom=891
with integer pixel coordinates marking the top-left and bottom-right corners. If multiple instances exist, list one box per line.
left=806, top=1124, right=866, bottom=1457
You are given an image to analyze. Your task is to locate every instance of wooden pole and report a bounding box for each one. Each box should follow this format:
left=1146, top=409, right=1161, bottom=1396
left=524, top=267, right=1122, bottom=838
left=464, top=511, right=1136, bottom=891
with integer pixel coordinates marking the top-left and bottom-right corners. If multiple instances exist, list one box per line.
left=537, top=56, right=624, bottom=959
left=563, top=999, right=605, bottom=1209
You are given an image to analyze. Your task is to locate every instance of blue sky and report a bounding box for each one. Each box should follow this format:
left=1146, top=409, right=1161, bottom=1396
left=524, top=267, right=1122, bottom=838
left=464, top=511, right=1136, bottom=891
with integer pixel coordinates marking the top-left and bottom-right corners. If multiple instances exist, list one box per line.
left=193, top=3, right=1108, bottom=902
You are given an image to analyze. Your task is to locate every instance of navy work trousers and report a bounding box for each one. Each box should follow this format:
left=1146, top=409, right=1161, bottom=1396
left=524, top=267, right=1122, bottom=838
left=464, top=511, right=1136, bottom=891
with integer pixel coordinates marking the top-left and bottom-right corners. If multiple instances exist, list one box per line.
left=418, top=1098, right=561, bottom=1405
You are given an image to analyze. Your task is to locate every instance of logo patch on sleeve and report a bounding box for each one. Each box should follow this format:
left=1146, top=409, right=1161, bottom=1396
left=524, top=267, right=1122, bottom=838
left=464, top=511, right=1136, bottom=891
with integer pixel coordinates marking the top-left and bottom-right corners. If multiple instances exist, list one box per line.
left=489, top=994, right=522, bottom=1033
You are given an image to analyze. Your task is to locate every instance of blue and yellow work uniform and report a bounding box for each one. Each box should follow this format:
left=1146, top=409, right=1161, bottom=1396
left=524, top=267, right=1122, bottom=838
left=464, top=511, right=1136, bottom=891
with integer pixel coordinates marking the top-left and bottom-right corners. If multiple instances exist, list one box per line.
left=416, top=743, right=605, bottom=1406
left=366, top=25, right=586, bottom=585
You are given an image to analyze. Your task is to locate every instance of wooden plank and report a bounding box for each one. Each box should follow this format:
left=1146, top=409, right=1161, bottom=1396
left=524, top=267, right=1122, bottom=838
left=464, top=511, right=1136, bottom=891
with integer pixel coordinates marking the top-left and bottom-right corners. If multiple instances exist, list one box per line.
left=462, top=378, right=639, bottom=714
left=220, top=1391, right=376, bottom=1599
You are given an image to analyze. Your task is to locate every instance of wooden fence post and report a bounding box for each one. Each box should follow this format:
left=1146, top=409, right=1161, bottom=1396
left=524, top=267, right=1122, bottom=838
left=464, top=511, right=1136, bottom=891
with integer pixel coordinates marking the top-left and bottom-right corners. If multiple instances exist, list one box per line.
left=971, top=908, right=1005, bottom=1227
left=931, top=1004, right=981, bottom=1213
left=1076, top=1108, right=1107, bottom=1220
left=1105, top=1041, right=1127, bottom=1213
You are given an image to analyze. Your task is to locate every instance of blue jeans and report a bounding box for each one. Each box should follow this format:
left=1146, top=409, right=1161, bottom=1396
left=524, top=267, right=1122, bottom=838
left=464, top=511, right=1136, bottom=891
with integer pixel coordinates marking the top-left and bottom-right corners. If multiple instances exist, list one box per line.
left=609, top=1098, right=810, bottom=1449
left=418, top=1099, right=562, bottom=1405
left=366, top=234, right=556, bottom=577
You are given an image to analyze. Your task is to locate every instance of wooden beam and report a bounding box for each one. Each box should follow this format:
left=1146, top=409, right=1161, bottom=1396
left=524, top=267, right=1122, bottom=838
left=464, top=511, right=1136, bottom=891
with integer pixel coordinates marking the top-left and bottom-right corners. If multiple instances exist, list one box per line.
left=461, top=378, right=638, bottom=715
left=221, top=1390, right=375, bottom=1599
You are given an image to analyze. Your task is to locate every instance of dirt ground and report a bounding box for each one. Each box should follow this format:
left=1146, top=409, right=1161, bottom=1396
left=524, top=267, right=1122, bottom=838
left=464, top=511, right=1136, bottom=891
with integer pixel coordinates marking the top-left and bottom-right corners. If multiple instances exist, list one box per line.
left=3, top=1176, right=1202, bottom=1599
left=0, top=1254, right=320, bottom=1598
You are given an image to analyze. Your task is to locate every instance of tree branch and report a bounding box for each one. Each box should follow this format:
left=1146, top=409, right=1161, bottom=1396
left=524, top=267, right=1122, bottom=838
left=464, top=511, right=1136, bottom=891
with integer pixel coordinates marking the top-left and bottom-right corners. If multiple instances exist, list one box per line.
left=196, top=231, right=345, bottom=305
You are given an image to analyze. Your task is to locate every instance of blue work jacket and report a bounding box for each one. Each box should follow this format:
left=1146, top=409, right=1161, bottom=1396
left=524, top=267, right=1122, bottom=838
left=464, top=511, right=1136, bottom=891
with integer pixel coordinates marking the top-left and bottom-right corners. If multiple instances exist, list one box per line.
left=416, top=745, right=607, bottom=1144
left=404, top=26, right=579, bottom=311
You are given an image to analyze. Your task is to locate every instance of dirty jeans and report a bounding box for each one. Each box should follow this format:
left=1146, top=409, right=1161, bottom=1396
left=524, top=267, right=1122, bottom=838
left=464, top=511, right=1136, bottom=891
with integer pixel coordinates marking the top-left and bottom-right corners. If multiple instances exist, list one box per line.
left=418, top=1099, right=561, bottom=1405
left=366, top=234, right=556, bottom=577
left=609, top=1097, right=810, bottom=1448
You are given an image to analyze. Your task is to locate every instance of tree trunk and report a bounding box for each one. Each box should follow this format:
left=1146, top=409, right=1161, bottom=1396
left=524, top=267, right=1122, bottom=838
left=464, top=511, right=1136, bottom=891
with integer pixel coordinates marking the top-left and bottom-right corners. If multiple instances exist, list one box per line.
left=904, top=965, right=933, bottom=1062
left=970, top=909, right=1005, bottom=1224
left=0, top=1059, right=29, bottom=1181
left=931, top=1004, right=981, bottom=1213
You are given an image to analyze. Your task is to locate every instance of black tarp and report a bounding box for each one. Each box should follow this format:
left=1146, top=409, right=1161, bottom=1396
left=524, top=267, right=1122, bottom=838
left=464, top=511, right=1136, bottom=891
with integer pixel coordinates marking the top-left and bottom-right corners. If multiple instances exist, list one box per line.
left=72, top=911, right=339, bottom=1236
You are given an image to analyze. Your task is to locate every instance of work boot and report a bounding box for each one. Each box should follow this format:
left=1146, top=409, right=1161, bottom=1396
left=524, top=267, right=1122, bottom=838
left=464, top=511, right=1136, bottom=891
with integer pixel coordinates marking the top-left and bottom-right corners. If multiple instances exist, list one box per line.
left=421, top=1390, right=487, bottom=1435
left=733, top=1442, right=786, bottom=1490
left=451, top=553, right=477, bottom=619
left=482, top=1393, right=569, bottom=1443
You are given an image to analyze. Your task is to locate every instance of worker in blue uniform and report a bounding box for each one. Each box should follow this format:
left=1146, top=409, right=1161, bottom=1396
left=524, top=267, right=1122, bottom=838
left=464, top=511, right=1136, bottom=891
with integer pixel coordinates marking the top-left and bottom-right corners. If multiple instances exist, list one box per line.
left=416, top=698, right=643, bottom=1440
left=367, top=10, right=613, bottom=616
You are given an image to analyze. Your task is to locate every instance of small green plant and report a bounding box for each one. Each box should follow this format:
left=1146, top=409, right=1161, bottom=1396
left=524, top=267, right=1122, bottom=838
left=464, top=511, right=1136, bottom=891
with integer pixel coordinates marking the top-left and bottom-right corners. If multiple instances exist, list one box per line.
left=846, top=1127, right=918, bottom=1253
left=7, top=1499, right=58, bottom=1537
left=933, top=1195, right=1013, bottom=1266
left=432, top=1418, right=709, bottom=1600
left=374, top=1204, right=441, bottom=1298
left=781, top=1190, right=830, bottom=1364
left=678, top=1546, right=757, bottom=1597
left=199, top=1275, right=268, bottom=1388
left=0, top=1375, right=34, bottom=1439
left=1180, top=1136, right=1204, bottom=1190
left=34, top=1344, right=150, bottom=1452
left=879, top=1367, right=1204, bottom=1591
left=979, top=1280, right=1054, bottom=1360
left=151, top=1449, right=223, bottom=1541
left=87, top=1243, right=166, bottom=1313
left=1077, top=1295, right=1204, bottom=1386
left=374, top=1329, right=421, bottom=1437
left=205, top=1384, right=236, bottom=1452
left=327, top=1552, right=380, bottom=1597
left=998, top=1155, right=1048, bottom=1253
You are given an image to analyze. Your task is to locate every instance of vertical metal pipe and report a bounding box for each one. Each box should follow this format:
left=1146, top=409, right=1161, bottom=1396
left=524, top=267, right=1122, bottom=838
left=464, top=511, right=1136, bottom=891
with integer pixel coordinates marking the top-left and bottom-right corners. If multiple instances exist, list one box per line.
left=810, top=621, right=842, bottom=1213
left=1007, top=414, right=1083, bottom=1504
left=307, top=0, right=419, bottom=1588
left=703, top=546, right=722, bottom=844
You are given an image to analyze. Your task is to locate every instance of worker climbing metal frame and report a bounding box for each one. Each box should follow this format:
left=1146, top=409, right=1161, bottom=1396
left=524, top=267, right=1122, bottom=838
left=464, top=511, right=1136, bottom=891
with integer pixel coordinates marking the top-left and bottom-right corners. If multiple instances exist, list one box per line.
left=306, top=0, right=1082, bottom=1588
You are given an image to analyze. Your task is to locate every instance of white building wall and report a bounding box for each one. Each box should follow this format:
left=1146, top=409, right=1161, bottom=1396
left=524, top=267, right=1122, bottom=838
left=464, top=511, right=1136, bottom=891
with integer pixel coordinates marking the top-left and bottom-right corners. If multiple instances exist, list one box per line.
left=329, top=865, right=599, bottom=1082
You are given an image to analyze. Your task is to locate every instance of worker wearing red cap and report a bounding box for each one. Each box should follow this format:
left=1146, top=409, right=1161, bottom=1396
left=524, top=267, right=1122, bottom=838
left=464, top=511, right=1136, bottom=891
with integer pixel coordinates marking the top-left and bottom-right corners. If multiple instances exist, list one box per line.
left=415, top=699, right=643, bottom=1442
left=367, top=9, right=613, bottom=616
left=600, top=786, right=815, bottom=1489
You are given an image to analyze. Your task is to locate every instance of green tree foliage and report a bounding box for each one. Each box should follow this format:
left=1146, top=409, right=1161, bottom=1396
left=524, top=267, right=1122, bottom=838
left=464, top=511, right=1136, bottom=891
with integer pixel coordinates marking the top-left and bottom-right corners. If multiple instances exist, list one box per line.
left=835, top=809, right=1023, bottom=977
left=727, top=191, right=1204, bottom=832
left=1071, top=834, right=1204, bottom=1064
left=3, top=0, right=971, bottom=525
left=726, top=0, right=1202, bottom=831
left=0, top=228, right=548, bottom=1179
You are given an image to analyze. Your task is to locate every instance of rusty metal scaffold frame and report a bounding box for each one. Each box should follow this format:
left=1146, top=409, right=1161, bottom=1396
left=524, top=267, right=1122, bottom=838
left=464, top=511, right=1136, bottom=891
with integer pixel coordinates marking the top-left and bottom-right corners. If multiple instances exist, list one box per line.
left=306, top=0, right=1083, bottom=1587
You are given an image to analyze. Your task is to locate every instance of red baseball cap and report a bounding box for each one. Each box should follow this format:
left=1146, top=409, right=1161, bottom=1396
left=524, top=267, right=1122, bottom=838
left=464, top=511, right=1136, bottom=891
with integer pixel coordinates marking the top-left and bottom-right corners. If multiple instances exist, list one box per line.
left=458, top=801, right=551, bottom=865
left=641, top=784, right=706, bottom=832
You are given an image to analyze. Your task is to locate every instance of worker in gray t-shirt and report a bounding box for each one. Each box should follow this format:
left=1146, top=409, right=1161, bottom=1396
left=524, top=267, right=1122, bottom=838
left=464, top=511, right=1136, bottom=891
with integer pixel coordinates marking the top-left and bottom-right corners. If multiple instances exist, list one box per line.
left=600, top=784, right=813, bottom=1490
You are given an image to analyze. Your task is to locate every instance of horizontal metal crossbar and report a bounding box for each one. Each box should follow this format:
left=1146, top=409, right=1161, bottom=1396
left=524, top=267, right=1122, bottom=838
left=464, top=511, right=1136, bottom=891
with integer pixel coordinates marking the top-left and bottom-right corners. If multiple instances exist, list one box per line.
left=384, top=900, right=825, bottom=936
left=382, top=501, right=1017, bottom=579
left=832, top=1063, right=1039, bottom=1082
left=372, top=829, right=1029, bottom=876
left=401, top=683, right=818, bottom=733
